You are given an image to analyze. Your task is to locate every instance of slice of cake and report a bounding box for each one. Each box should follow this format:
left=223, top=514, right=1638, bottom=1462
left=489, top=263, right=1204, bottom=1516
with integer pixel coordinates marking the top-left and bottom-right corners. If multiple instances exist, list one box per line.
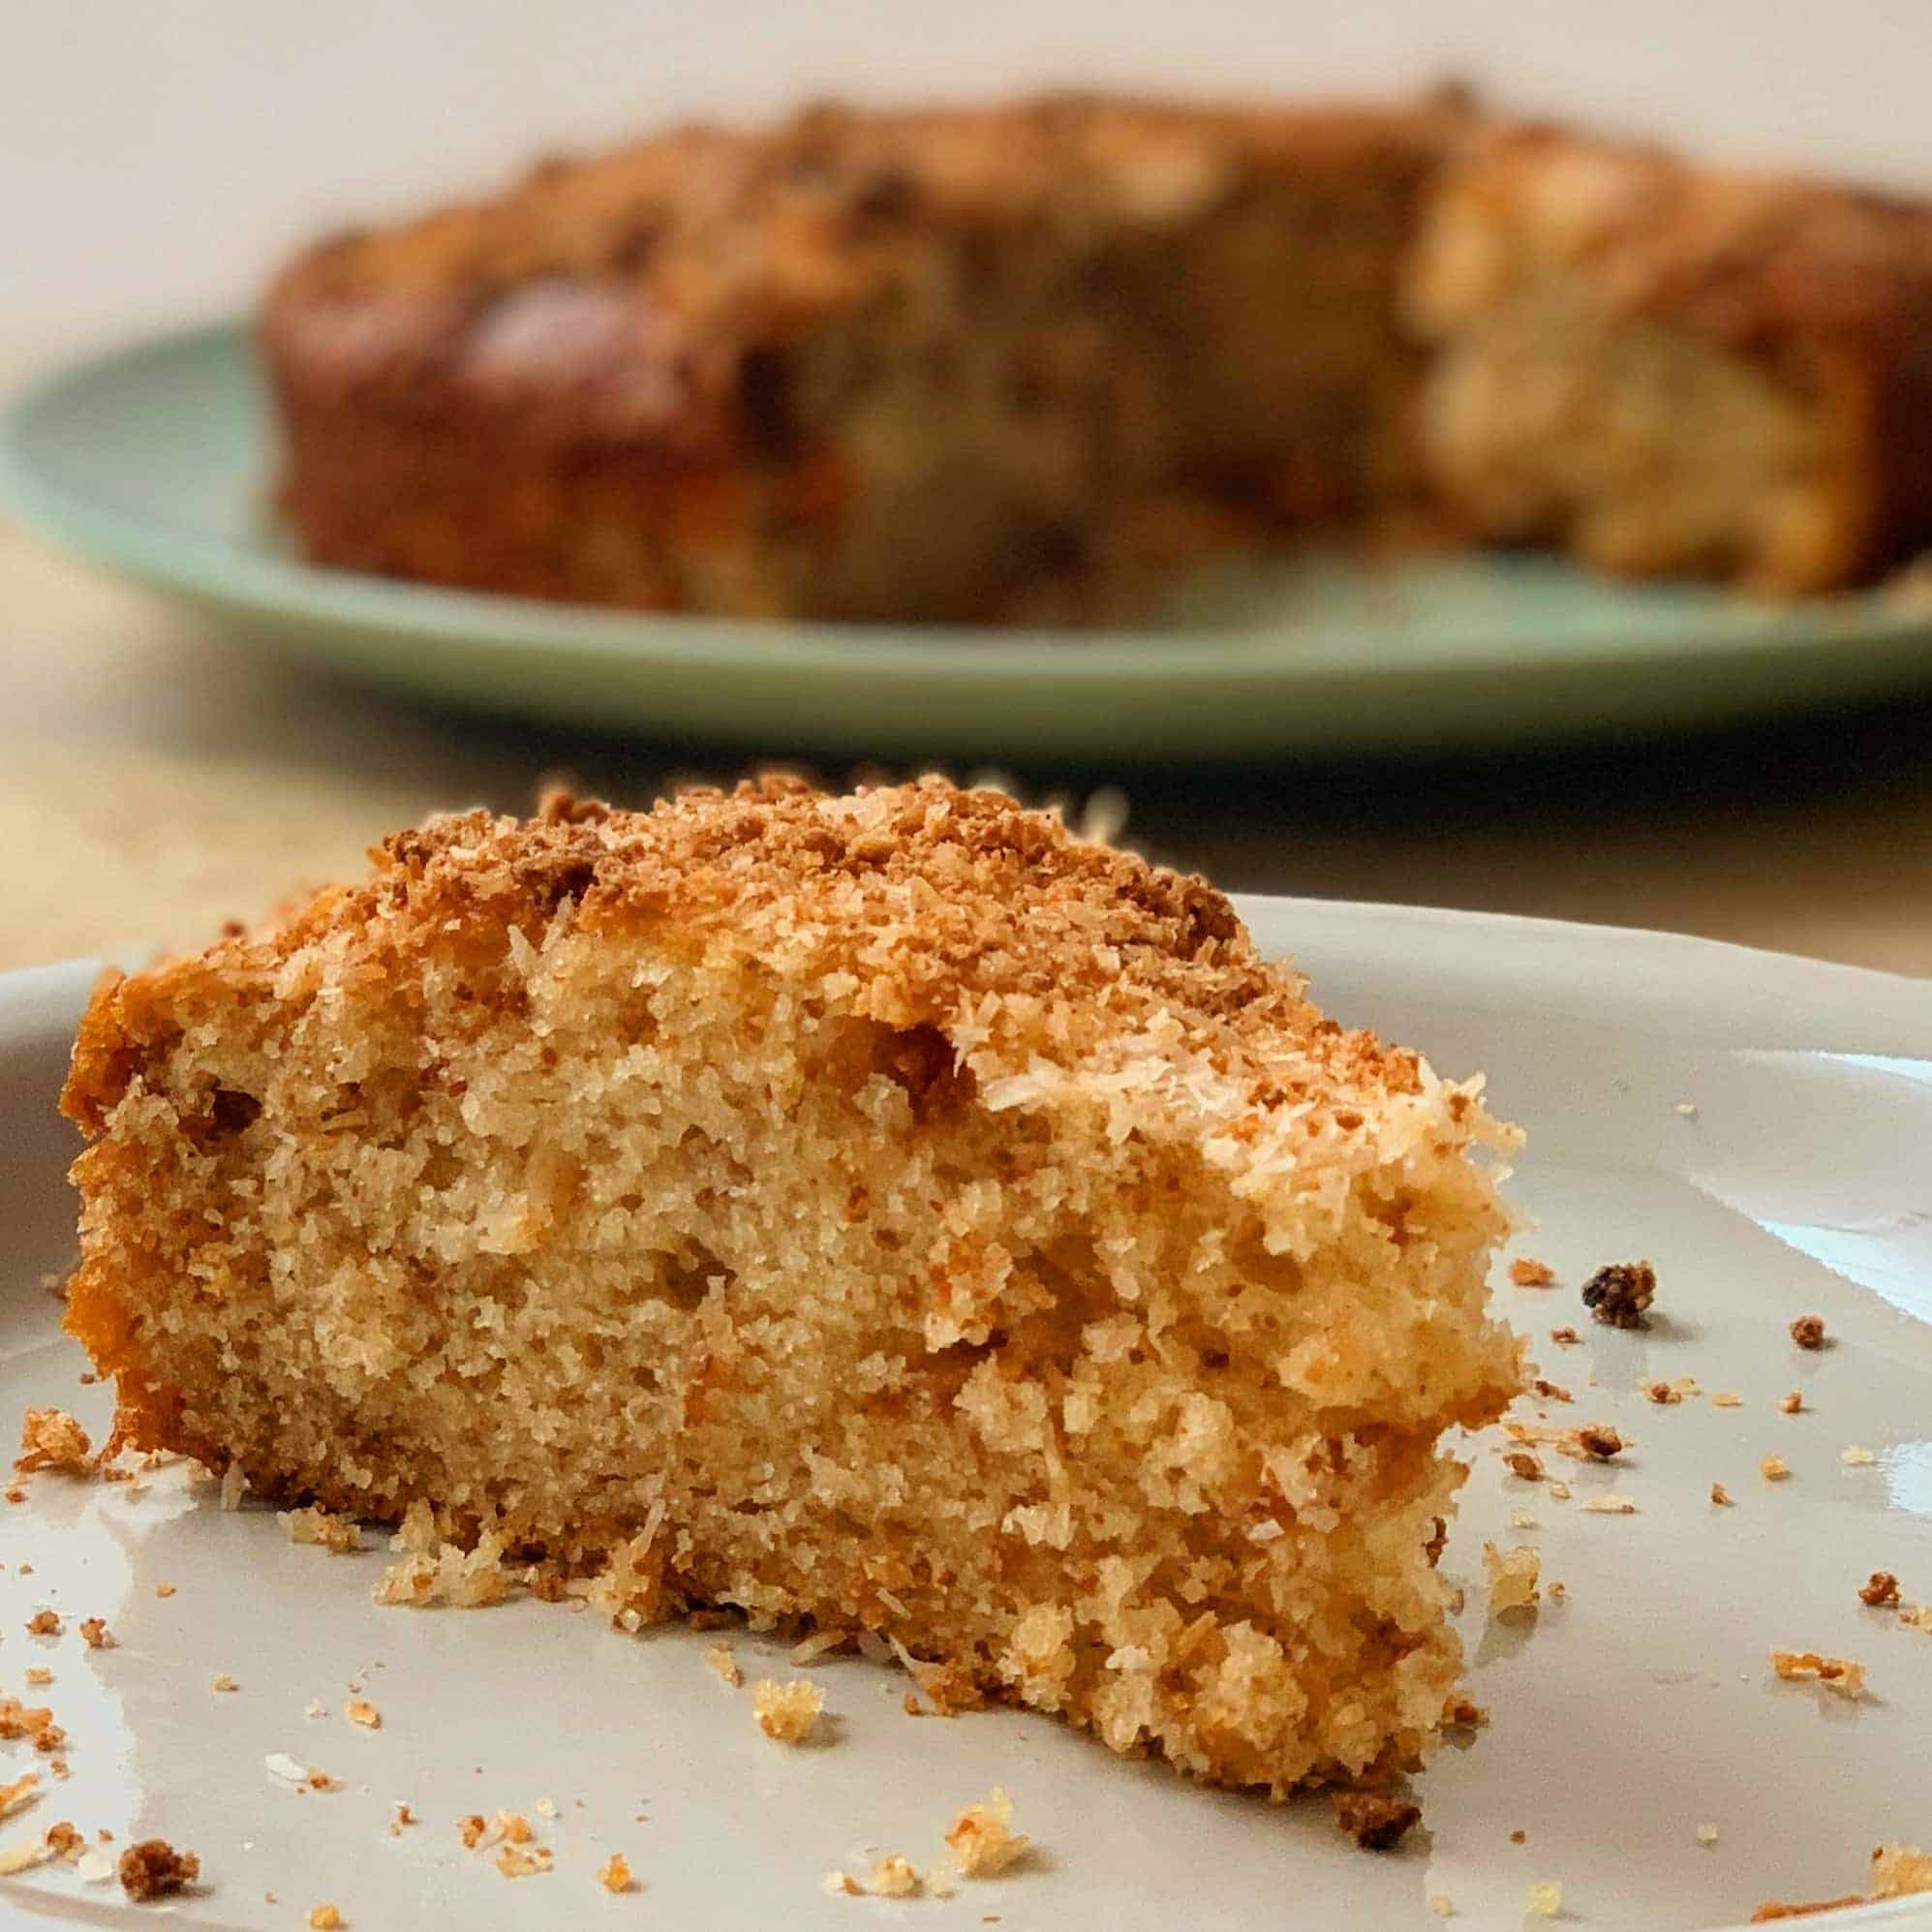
left=62, top=777, right=1521, bottom=1794
left=1409, top=123, right=1932, bottom=595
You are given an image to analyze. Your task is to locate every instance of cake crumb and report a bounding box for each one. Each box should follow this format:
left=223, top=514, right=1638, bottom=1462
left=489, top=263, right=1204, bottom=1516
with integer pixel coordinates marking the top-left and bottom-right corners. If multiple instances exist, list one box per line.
left=0, top=1771, right=38, bottom=1820
left=1697, top=1823, right=1720, bottom=1847
left=1483, top=1543, right=1541, bottom=1613
left=1790, top=1314, right=1827, bottom=1350
left=375, top=1531, right=509, bottom=1609
left=1568, top=1425, right=1626, bottom=1461
left=1525, top=1879, right=1562, bottom=1917
left=26, top=1610, right=60, bottom=1636
left=308, top=1907, right=342, bottom=1929
left=945, top=1789, right=1029, bottom=1875
left=496, top=1811, right=533, bottom=1845
left=1580, top=1494, right=1638, bottom=1515
left=1710, top=1483, right=1733, bottom=1507
left=1778, top=1391, right=1804, bottom=1415
left=1711, top=1392, right=1743, bottom=1408
left=1769, top=1649, right=1866, bottom=1698
left=1510, top=1259, right=1557, bottom=1288
left=23, top=1669, right=52, bottom=1688
left=219, top=1464, right=247, bottom=1511
left=1871, top=1846, right=1932, bottom=1899
left=1859, top=1571, right=1901, bottom=1608
left=1503, top=1451, right=1545, bottom=1482
left=391, top=1802, right=416, bottom=1832
left=15, top=1409, right=91, bottom=1475
left=154, top=1582, right=176, bottom=1599
left=118, top=1838, right=199, bottom=1899
left=79, top=1615, right=113, bottom=1648
left=1761, top=1456, right=1791, bottom=1483
left=345, top=1700, right=381, bottom=1729
left=496, top=1843, right=553, bottom=1879
left=458, top=1815, right=489, bottom=1850
left=1443, top=1696, right=1487, bottom=1730
left=1531, top=1379, right=1573, bottom=1403
left=1428, top=1896, right=1454, bottom=1917
left=211, top=1674, right=238, bottom=1693
left=280, top=1507, right=363, bottom=1554
left=1330, top=1788, right=1422, bottom=1852
left=45, top=1821, right=82, bottom=1861
left=824, top=1871, right=863, bottom=1896
left=752, top=1677, right=824, bottom=1744
left=866, top=1855, right=921, bottom=1898
left=1547, top=1480, right=1571, bottom=1501
left=0, top=1836, right=51, bottom=1877
left=1581, top=1260, right=1655, bottom=1329
left=598, top=1851, right=633, bottom=1893
left=1548, top=1327, right=1579, bottom=1346
left=1841, top=1445, right=1876, bottom=1467
left=703, top=1644, right=742, bottom=1688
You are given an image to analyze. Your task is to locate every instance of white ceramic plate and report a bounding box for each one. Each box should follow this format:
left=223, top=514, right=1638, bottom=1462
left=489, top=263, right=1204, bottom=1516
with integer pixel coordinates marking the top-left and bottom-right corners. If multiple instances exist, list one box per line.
left=3, top=905, right=1930, bottom=1931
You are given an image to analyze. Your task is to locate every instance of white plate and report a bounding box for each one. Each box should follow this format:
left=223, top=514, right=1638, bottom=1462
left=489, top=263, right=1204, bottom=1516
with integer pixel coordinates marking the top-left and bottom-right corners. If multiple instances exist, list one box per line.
left=3, top=905, right=1930, bottom=1931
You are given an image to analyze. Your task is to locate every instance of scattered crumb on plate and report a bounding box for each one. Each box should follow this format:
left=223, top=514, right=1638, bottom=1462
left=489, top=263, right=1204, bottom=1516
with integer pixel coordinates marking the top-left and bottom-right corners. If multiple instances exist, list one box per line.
left=1483, top=1543, right=1541, bottom=1613
left=1761, top=1456, right=1791, bottom=1483
left=118, top=1838, right=199, bottom=1899
left=752, top=1678, right=824, bottom=1744
left=1790, top=1314, right=1827, bottom=1350
left=1769, top=1649, right=1866, bottom=1699
left=946, top=1790, right=1030, bottom=1875
left=703, top=1644, right=743, bottom=1689
left=1330, top=1789, right=1422, bottom=1852
left=1581, top=1261, right=1655, bottom=1330
left=1510, top=1259, right=1557, bottom=1288
left=1859, top=1572, right=1901, bottom=1608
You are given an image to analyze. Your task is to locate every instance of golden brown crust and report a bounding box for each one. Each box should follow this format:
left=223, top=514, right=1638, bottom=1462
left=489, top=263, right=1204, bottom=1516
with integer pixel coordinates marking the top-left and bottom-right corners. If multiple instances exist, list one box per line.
left=61, top=774, right=1418, bottom=1135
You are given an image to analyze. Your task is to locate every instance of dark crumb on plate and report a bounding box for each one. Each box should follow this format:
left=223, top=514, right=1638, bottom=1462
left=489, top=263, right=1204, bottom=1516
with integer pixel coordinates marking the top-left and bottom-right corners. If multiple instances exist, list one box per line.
left=1532, top=1379, right=1573, bottom=1403
left=1859, top=1571, right=1901, bottom=1608
left=1331, top=1790, right=1422, bottom=1852
left=1504, top=1451, right=1545, bottom=1481
left=1780, top=1391, right=1804, bottom=1414
left=1790, top=1314, right=1827, bottom=1350
left=1549, top=1327, right=1580, bottom=1346
left=1581, top=1261, right=1655, bottom=1330
left=1510, top=1829, right=1527, bottom=1845
left=1573, top=1425, right=1626, bottom=1461
left=118, top=1838, right=199, bottom=1900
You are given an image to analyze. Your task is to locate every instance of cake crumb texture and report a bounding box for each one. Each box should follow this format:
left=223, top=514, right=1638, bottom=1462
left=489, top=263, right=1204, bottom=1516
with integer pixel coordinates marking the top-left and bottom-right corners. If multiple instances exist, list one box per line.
left=944, top=1790, right=1028, bottom=1876
left=60, top=776, right=1521, bottom=1795
left=752, top=1677, right=824, bottom=1744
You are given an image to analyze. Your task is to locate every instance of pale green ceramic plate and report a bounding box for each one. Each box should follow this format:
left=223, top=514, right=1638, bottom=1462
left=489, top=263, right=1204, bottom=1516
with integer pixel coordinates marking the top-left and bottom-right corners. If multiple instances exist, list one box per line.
left=7, top=324, right=1932, bottom=759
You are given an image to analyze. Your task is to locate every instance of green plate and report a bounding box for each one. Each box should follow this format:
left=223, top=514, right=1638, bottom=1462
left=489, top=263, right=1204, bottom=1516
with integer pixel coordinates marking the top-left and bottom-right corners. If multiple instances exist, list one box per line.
left=6, top=323, right=1932, bottom=759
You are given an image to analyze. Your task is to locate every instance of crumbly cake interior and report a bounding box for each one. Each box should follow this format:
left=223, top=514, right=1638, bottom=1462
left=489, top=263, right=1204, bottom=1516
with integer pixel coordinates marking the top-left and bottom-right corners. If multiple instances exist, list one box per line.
left=1407, top=135, right=1895, bottom=594
left=64, top=779, right=1520, bottom=1794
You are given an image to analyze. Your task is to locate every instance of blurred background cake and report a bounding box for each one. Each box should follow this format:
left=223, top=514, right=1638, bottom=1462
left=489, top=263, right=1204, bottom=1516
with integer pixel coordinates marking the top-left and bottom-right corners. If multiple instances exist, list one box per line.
left=261, top=93, right=1932, bottom=619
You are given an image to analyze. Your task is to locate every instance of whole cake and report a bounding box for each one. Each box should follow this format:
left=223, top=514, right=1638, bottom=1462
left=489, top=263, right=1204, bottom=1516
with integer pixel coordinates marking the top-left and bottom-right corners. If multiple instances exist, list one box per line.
left=62, top=777, right=1521, bottom=1794
left=262, top=95, right=1932, bottom=618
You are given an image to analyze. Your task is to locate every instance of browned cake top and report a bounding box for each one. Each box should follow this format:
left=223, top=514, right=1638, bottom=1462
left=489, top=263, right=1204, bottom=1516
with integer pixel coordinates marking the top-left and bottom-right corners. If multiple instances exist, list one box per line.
left=262, top=94, right=1459, bottom=445
left=66, top=777, right=1451, bottom=1147
left=1422, top=122, right=1932, bottom=353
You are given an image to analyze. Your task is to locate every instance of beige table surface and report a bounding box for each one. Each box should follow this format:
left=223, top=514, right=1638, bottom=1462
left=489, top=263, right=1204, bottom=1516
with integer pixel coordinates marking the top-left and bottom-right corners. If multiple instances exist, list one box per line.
left=6, top=515, right=1932, bottom=980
